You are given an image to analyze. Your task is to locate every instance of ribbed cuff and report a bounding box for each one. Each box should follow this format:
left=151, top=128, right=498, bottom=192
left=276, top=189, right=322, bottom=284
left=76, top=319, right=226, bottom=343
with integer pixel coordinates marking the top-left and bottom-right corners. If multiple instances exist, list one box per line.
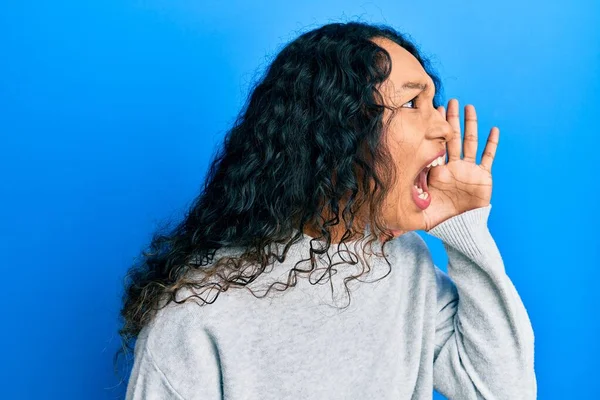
left=425, top=204, right=499, bottom=264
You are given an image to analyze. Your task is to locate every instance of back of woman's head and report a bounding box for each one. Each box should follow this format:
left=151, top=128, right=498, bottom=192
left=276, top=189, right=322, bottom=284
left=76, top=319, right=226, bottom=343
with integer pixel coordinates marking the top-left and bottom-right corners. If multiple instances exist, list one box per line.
left=115, top=20, right=444, bottom=373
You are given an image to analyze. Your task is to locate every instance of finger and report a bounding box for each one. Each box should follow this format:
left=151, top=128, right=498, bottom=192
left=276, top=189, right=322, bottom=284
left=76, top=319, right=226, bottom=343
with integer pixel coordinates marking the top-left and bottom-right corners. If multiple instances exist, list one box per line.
left=445, top=99, right=462, bottom=162
left=480, top=127, right=499, bottom=173
left=463, top=104, right=478, bottom=163
left=437, top=105, right=446, bottom=119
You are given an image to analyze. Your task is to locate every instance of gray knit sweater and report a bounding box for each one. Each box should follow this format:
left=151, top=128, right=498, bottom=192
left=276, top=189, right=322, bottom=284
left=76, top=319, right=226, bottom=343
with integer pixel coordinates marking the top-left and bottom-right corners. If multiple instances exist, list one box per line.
left=125, top=204, right=537, bottom=399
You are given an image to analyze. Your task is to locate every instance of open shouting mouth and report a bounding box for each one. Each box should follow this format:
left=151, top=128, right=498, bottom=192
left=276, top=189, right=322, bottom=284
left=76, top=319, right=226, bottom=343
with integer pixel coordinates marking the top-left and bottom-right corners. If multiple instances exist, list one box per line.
left=411, top=150, right=446, bottom=210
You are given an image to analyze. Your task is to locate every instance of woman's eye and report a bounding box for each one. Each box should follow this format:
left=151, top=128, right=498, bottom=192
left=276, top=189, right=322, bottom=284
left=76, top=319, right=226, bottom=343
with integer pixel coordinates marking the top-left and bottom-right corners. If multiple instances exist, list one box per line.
left=401, top=96, right=418, bottom=109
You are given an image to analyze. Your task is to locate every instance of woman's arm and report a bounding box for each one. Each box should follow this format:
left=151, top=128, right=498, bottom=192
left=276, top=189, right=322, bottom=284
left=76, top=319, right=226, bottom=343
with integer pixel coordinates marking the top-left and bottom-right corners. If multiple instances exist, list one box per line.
left=427, top=204, right=537, bottom=399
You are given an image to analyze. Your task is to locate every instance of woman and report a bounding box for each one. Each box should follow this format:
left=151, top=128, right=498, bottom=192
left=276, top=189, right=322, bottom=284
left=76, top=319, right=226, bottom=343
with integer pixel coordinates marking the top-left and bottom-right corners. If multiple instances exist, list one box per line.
left=118, top=21, right=536, bottom=399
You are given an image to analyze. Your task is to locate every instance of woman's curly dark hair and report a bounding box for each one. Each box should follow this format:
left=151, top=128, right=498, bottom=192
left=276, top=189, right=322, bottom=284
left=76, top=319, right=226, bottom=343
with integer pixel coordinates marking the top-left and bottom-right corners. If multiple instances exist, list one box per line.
left=114, top=20, right=445, bottom=375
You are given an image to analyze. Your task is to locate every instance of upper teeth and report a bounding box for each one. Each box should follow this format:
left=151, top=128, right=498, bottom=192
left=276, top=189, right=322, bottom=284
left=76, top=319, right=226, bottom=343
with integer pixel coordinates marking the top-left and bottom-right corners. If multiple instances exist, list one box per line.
left=426, top=156, right=445, bottom=169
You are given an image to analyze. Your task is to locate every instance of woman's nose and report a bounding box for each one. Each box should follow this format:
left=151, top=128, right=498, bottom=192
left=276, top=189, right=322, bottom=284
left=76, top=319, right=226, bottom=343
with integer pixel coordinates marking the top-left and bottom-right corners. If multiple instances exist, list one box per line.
left=431, top=105, right=454, bottom=142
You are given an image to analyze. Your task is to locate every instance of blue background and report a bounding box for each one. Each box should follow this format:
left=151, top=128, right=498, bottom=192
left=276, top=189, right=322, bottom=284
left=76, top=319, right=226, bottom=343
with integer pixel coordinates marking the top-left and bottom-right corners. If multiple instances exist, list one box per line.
left=1, top=1, right=598, bottom=399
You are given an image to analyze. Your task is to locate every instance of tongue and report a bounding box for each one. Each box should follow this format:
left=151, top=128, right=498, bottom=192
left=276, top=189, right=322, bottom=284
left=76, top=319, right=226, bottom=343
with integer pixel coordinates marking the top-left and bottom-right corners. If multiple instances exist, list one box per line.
left=419, top=169, right=428, bottom=192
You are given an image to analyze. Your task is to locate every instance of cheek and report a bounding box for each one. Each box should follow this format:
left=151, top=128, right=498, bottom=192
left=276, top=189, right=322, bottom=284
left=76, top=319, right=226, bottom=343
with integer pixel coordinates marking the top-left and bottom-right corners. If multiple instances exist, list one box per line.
left=389, top=154, right=415, bottom=190
left=387, top=130, right=419, bottom=166
left=381, top=176, right=409, bottom=216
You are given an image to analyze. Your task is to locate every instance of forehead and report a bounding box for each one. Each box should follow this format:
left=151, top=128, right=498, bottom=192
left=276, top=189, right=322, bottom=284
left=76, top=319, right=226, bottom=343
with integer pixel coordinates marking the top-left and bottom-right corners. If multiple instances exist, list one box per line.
left=370, top=37, right=432, bottom=92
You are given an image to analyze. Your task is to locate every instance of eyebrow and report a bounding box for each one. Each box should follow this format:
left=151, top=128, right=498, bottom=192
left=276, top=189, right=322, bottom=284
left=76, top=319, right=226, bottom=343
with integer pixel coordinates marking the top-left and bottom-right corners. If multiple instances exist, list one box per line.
left=398, top=81, right=429, bottom=93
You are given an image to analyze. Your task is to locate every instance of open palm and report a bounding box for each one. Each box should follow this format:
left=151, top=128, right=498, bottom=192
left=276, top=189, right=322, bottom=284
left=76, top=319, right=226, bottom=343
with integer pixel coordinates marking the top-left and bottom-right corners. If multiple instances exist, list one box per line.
left=422, top=100, right=499, bottom=232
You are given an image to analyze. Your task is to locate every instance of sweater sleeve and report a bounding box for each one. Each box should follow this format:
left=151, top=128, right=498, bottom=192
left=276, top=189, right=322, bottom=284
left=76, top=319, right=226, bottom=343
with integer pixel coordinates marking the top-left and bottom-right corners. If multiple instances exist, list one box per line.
left=125, top=345, right=186, bottom=400
left=425, top=204, right=537, bottom=400
left=125, top=304, right=223, bottom=400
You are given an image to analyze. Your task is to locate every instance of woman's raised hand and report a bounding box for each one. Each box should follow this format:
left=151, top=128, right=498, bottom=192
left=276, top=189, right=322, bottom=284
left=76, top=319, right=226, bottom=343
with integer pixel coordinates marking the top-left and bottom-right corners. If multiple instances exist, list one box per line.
left=422, top=99, right=499, bottom=232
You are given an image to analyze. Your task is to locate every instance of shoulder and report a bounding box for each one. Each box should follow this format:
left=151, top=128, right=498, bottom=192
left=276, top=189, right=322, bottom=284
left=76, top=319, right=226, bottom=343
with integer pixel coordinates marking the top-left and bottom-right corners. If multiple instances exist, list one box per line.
left=139, top=280, right=246, bottom=350
left=140, top=277, right=247, bottom=340
left=139, top=298, right=209, bottom=354
left=129, top=298, right=224, bottom=399
left=136, top=297, right=223, bottom=377
left=389, top=231, right=434, bottom=264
